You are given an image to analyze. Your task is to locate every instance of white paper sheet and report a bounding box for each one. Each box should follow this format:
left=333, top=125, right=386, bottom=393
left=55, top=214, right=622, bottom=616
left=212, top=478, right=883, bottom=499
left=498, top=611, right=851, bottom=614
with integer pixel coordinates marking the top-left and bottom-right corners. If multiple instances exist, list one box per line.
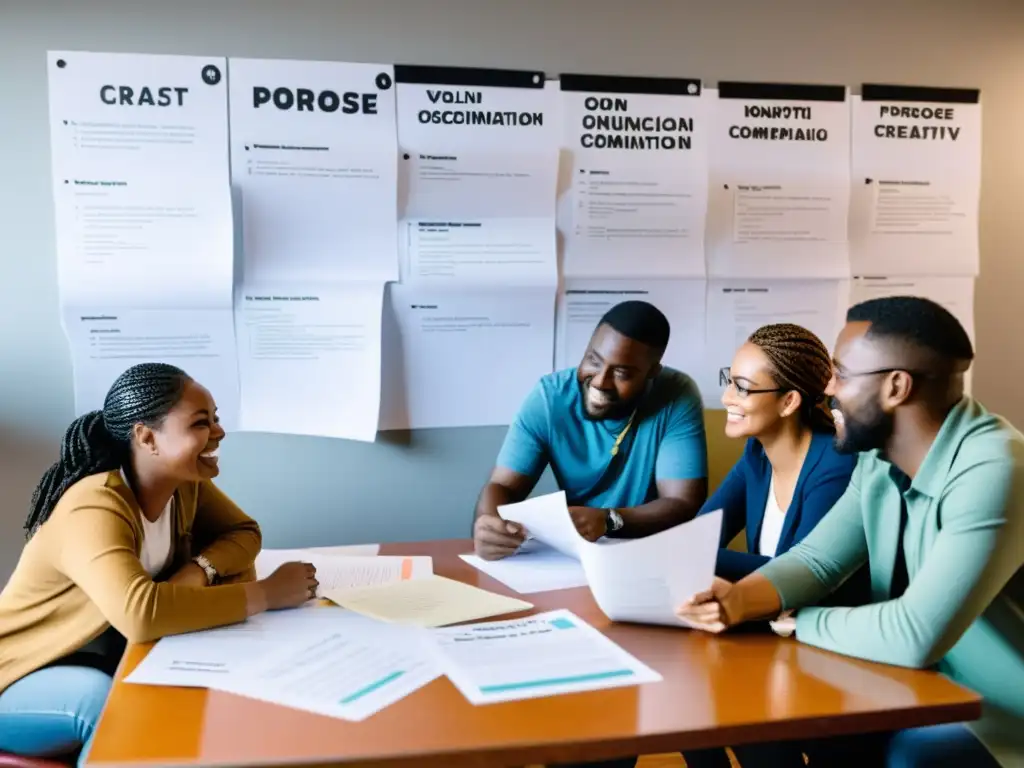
left=707, top=84, right=851, bottom=278
left=47, top=52, right=228, bottom=180
left=403, top=218, right=555, bottom=285
left=554, top=278, right=706, bottom=384
left=702, top=279, right=850, bottom=408
left=47, top=51, right=239, bottom=425
left=559, top=77, right=709, bottom=278
left=254, top=544, right=380, bottom=574
left=62, top=308, right=241, bottom=428
left=850, top=88, right=981, bottom=276
left=497, top=491, right=581, bottom=559
left=234, top=282, right=384, bottom=440
left=431, top=609, right=661, bottom=704
left=579, top=510, right=722, bottom=627
left=214, top=611, right=440, bottom=721
left=459, top=540, right=589, bottom=594
left=54, top=178, right=234, bottom=311
left=378, top=283, right=555, bottom=430
left=125, top=607, right=351, bottom=688
left=402, top=151, right=555, bottom=221
left=396, top=68, right=559, bottom=288
left=229, top=57, right=399, bottom=284
left=496, top=492, right=721, bottom=623
left=254, top=552, right=431, bottom=598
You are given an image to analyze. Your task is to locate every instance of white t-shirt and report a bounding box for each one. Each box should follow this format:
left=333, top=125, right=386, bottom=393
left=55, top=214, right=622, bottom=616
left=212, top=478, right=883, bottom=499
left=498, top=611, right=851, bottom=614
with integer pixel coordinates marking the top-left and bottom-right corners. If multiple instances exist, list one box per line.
left=120, top=469, right=174, bottom=577
left=758, top=474, right=786, bottom=557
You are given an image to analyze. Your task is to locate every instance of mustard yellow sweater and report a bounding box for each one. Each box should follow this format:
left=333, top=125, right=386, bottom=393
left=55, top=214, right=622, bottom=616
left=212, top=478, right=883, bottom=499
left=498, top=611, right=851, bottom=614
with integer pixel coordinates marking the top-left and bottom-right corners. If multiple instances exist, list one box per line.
left=0, top=471, right=261, bottom=693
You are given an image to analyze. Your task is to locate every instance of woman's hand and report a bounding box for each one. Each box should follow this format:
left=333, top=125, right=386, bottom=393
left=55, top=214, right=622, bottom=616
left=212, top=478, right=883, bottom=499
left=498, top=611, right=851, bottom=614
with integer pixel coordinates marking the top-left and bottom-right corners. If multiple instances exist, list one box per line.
left=675, top=576, right=735, bottom=633
left=255, top=562, right=319, bottom=611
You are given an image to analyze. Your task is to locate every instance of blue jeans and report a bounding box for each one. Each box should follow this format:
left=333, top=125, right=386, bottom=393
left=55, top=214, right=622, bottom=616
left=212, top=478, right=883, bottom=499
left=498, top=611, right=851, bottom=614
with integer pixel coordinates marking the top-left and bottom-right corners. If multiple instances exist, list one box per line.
left=682, top=722, right=999, bottom=767
left=0, top=666, right=112, bottom=767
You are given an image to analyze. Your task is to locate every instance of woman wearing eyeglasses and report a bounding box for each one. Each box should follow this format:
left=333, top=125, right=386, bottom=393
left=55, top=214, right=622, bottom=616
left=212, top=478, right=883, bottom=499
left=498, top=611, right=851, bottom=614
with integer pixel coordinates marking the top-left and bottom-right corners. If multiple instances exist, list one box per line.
left=698, top=323, right=858, bottom=583
left=680, top=323, right=864, bottom=768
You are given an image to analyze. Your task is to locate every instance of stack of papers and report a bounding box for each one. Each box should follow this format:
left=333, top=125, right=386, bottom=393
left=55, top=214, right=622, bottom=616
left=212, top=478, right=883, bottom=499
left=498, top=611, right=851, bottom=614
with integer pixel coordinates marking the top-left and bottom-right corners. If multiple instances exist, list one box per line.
left=127, top=605, right=659, bottom=720
left=123, top=535, right=679, bottom=720
left=461, top=491, right=722, bottom=627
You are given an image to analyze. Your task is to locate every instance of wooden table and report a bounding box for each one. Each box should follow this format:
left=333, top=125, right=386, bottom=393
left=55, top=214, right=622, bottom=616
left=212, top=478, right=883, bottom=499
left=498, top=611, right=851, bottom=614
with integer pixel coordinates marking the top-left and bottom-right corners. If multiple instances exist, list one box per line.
left=87, top=539, right=981, bottom=767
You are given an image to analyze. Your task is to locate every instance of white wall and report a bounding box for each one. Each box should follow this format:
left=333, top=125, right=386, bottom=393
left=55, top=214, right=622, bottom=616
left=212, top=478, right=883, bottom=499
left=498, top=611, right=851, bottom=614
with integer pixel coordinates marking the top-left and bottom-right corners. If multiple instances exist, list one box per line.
left=2, top=0, right=1023, bottom=580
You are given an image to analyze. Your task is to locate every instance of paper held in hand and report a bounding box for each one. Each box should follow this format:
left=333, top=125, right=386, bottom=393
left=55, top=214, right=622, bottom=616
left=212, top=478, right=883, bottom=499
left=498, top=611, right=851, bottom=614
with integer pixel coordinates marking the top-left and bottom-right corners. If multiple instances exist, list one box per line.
left=497, top=491, right=723, bottom=627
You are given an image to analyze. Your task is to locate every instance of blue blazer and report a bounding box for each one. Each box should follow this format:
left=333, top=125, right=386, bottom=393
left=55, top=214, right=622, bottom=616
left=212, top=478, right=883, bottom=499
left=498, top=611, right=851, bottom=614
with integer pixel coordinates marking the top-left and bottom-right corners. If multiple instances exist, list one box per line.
left=698, top=431, right=857, bottom=582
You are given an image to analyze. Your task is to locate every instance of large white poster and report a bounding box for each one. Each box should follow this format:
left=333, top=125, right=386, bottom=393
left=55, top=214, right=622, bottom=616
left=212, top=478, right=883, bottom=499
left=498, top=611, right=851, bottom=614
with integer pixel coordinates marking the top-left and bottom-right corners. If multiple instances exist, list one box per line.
left=229, top=58, right=399, bottom=285
left=229, top=58, right=397, bottom=440
left=395, top=64, right=559, bottom=286
left=850, top=84, right=981, bottom=276
left=48, top=50, right=239, bottom=426
left=380, top=65, right=559, bottom=429
left=559, top=74, right=709, bottom=278
left=707, top=82, right=851, bottom=279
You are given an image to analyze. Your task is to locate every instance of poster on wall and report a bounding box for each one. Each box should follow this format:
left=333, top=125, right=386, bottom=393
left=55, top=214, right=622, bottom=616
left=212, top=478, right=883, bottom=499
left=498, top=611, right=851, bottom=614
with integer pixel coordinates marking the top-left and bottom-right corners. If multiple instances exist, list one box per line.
left=382, top=65, right=559, bottom=430
left=850, top=84, right=982, bottom=276
left=707, top=82, right=851, bottom=279
left=47, top=50, right=240, bottom=426
left=559, top=73, right=710, bottom=278
left=228, top=57, right=398, bottom=440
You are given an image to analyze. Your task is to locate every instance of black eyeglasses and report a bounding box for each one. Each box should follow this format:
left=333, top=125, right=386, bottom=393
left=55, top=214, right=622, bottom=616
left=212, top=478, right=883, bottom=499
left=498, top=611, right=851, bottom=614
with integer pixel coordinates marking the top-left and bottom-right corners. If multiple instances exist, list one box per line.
left=719, top=367, right=785, bottom=398
left=832, top=366, right=932, bottom=382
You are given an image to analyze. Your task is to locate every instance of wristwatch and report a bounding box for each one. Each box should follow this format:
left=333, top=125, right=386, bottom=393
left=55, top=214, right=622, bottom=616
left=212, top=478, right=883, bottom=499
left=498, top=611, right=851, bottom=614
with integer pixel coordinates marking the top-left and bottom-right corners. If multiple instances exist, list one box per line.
left=192, top=554, right=218, bottom=585
left=604, top=508, right=624, bottom=534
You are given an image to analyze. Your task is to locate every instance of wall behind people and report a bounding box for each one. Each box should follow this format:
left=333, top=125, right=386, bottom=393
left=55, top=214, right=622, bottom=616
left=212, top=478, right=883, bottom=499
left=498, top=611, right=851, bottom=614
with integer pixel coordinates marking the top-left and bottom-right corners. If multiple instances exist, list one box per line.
left=1, top=0, right=1022, bottom=581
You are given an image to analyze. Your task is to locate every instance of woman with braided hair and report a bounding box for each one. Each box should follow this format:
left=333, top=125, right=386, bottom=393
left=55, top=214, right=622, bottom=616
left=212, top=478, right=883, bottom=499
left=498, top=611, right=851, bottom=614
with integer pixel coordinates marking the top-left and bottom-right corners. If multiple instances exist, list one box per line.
left=694, top=323, right=856, bottom=583
left=678, top=325, right=863, bottom=768
left=0, top=363, right=317, bottom=765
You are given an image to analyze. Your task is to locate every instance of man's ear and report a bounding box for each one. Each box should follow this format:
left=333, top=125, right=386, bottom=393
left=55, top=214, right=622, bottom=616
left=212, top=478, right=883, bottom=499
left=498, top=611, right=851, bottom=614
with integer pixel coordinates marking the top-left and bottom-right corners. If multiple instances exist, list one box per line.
left=648, top=361, right=663, bottom=380
left=882, top=371, right=915, bottom=408
left=132, top=422, right=158, bottom=456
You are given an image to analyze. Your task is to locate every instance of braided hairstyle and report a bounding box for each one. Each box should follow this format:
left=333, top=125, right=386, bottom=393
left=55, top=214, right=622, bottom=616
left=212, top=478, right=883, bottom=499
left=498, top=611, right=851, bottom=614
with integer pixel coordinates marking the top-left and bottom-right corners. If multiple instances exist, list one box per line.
left=25, top=362, right=191, bottom=538
left=747, top=323, right=835, bottom=433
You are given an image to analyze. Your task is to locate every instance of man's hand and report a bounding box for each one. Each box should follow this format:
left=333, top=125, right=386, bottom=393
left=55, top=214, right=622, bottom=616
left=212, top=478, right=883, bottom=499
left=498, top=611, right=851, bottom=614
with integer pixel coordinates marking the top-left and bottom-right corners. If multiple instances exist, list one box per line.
left=568, top=506, right=607, bottom=542
left=675, top=577, right=736, bottom=633
left=473, top=515, right=526, bottom=561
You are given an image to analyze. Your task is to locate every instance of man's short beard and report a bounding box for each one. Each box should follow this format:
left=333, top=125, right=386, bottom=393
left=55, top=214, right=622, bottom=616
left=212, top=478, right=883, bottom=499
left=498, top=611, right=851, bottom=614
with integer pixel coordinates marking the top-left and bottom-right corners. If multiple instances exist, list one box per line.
left=834, top=397, right=893, bottom=455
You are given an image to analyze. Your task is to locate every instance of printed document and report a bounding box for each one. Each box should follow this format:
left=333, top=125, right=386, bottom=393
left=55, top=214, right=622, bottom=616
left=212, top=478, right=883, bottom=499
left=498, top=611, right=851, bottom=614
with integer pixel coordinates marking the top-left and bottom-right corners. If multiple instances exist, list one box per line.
left=216, top=612, right=439, bottom=721
left=125, top=606, right=353, bottom=688
left=496, top=492, right=722, bottom=625
left=254, top=552, right=432, bottom=598
left=459, top=540, right=588, bottom=594
left=47, top=51, right=239, bottom=426
left=431, top=609, right=661, bottom=704
left=324, top=575, right=532, bottom=627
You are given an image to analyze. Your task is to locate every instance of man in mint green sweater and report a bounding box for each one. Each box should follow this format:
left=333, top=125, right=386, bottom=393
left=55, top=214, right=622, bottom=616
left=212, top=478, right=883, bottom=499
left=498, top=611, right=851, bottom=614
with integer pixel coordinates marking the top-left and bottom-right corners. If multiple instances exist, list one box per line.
left=678, top=296, right=1024, bottom=767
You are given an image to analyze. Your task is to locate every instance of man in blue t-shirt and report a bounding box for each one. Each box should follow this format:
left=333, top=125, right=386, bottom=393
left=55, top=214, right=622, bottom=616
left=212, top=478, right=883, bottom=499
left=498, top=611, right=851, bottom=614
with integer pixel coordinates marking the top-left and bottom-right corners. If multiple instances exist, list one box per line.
left=473, top=300, right=709, bottom=560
